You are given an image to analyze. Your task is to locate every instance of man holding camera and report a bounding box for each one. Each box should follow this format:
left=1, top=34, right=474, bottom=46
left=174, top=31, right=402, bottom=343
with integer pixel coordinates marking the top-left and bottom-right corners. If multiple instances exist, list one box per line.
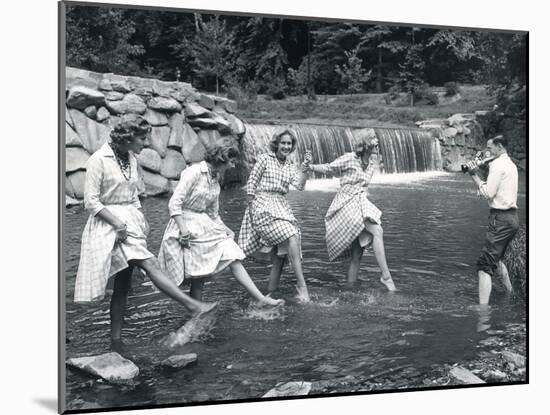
left=466, top=135, right=519, bottom=305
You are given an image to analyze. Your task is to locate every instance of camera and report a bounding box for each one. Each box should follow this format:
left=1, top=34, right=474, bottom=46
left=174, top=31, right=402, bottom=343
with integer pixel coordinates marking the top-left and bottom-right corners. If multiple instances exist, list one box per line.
left=461, top=151, right=495, bottom=173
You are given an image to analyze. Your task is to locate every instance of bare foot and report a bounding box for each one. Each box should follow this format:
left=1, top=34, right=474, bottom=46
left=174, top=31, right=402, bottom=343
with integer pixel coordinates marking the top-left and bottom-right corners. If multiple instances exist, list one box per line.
left=257, top=296, right=285, bottom=308
left=380, top=276, right=396, bottom=291
left=295, top=285, right=311, bottom=303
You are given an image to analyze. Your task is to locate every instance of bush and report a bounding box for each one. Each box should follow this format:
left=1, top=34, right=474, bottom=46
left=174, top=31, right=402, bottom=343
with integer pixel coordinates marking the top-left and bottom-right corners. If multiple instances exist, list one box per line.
left=503, top=225, right=526, bottom=299
left=444, top=81, right=461, bottom=97
left=414, top=84, right=439, bottom=105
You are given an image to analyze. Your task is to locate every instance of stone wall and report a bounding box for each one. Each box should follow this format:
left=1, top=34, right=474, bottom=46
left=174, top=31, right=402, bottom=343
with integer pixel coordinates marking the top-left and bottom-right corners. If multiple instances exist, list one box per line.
left=64, top=67, right=246, bottom=205
left=417, top=110, right=526, bottom=172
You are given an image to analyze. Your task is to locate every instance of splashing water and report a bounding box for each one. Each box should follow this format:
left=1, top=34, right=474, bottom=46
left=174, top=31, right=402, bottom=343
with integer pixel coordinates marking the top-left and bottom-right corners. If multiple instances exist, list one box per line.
left=162, top=313, right=218, bottom=348
left=242, top=303, right=285, bottom=321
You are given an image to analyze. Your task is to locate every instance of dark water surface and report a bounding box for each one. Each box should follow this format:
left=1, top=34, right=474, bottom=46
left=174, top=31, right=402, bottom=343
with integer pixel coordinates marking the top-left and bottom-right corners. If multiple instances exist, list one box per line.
left=64, top=173, right=526, bottom=410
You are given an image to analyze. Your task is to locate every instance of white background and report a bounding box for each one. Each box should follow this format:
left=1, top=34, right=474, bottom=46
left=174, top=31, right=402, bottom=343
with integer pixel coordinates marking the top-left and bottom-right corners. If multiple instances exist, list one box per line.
left=1, top=0, right=546, bottom=414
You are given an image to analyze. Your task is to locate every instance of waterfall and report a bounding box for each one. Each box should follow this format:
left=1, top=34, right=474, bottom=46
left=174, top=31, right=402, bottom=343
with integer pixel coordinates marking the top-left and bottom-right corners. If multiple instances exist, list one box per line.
left=241, top=123, right=442, bottom=174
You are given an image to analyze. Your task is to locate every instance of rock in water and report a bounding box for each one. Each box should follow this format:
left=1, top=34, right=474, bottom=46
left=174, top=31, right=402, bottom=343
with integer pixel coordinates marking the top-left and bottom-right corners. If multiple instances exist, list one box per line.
left=500, top=351, right=526, bottom=368
left=161, top=353, right=198, bottom=369
left=449, top=366, right=486, bottom=384
left=263, top=381, right=312, bottom=398
left=66, top=352, right=139, bottom=384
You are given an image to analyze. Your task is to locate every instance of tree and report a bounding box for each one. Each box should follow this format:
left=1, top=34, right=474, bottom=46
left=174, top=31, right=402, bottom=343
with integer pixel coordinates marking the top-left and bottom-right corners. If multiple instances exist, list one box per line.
left=335, top=46, right=372, bottom=94
left=65, top=5, right=145, bottom=74
left=184, top=15, right=234, bottom=95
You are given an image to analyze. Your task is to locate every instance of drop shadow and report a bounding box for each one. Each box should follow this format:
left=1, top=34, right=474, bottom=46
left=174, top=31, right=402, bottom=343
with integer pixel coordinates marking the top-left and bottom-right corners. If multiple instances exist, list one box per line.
left=34, top=398, right=57, bottom=413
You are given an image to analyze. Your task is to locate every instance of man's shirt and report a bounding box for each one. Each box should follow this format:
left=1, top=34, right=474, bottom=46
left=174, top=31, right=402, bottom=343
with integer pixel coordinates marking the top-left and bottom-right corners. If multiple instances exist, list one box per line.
left=478, top=153, right=518, bottom=210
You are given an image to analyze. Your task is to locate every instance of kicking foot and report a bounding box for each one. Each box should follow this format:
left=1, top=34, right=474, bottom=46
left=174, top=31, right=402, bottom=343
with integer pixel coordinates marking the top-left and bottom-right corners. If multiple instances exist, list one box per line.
left=257, top=296, right=285, bottom=308
left=380, top=276, right=396, bottom=292
left=295, top=285, right=311, bottom=303
left=191, top=301, right=219, bottom=318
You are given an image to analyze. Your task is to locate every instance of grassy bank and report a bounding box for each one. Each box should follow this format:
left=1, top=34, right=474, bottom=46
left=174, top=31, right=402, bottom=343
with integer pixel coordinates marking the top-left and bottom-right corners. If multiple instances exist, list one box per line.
left=235, top=85, right=496, bottom=128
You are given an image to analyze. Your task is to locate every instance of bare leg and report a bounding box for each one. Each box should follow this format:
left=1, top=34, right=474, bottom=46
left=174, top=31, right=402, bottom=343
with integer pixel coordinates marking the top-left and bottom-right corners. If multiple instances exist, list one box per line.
left=268, top=248, right=285, bottom=294
left=190, top=279, right=205, bottom=302
left=498, top=261, right=513, bottom=293
left=478, top=270, right=492, bottom=305
left=364, top=222, right=396, bottom=291
left=230, top=261, right=283, bottom=306
left=288, top=234, right=310, bottom=302
left=347, top=238, right=364, bottom=283
left=133, top=257, right=217, bottom=315
left=110, top=267, right=133, bottom=347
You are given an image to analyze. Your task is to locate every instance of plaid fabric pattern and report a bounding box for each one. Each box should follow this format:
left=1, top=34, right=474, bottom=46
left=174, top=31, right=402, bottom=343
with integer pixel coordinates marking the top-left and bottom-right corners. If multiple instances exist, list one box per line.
left=312, top=153, right=382, bottom=261
left=74, top=144, right=153, bottom=302
left=158, top=162, right=245, bottom=283
left=238, top=153, right=304, bottom=256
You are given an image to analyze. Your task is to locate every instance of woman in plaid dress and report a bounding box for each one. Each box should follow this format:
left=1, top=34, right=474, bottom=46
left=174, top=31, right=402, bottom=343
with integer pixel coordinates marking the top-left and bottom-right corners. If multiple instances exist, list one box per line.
left=308, top=134, right=396, bottom=291
left=158, top=144, right=283, bottom=308
left=238, top=130, right=312, bottom=302
left=74, top=114, right=216, bottom=355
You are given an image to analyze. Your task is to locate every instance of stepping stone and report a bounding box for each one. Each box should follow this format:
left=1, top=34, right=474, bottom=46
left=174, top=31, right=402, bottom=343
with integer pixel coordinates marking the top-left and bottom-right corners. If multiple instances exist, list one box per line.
left=66, top=352, right=139, bottom=384
left=263, top=381, right=312, bottom=398
left=161, top=353, right=198, bottom=370
left=450, top=366, right=485, bottom=384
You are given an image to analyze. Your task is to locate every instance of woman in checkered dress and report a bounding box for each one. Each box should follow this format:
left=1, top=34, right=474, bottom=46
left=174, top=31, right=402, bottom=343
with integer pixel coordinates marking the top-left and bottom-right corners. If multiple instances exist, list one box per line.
left=158, top=144, right=283, bottom=308
left=74, top=114, right=216, bottom=355
left=308, top=134, right=396, bottom=291
left=238, top=130, right=312, bottom=302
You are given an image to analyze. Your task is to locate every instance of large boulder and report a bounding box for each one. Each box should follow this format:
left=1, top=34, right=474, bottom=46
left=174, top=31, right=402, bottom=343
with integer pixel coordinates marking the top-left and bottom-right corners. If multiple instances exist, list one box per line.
left=104, top=73, right=132, bottom=93
left=184, top=102, right=210, bottom=118
left=105, top=91, right=124, bottom=101
left=84, top=106, right=97, bottom=120
left=66, top=352, right=139, bottom=384
left=167, top=113, right=184, bottom=148
left=188, top=117, right=218, bottom=130
left=69, top=109, right=111, bottom=154
left=66, top=147, right=91, bottom=173
left=150, top=126, right=170, bottom=158
left=147, top=97, right=182, bottom=113
left=449, top=366, right=485, bottom=384
left=181, top=123, right=206, bottom=163
left=135, top=148, right=162, bottom=173
left=448, top=113, right=476, bottom=127
left=141, top=169, right=169, bottom=196
left=66, top=67, right=103, bottom=90
left=66, top=171, right=86, bottom=199
left=66, top=86, right=105, bottom=111
left=105, top=94, right=147, bottom=115
left=65, top=123, right=84, bottom=147
left=224, top=113, right=246, bottom=136
left=198, top=129, right=221, bottom=149
left=143, top=109, right=168, bottom=126
left=160, top=149, right=187, bottom=179
left=152, top=80, right=176, bottom=97
left=198, top=94, right=215, bottom=110
left=223, top=99, right=237, bottom=114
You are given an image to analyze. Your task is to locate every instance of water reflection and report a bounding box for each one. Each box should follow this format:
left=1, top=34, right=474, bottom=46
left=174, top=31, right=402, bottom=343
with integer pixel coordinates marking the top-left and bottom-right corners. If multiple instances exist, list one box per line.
left=64, top=172, right=526, bottom=409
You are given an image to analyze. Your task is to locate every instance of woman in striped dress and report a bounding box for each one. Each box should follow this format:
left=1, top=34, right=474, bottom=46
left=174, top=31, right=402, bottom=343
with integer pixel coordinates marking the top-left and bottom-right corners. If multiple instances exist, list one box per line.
left=238, top=130, right=312, bottom=302
left=158, top=143, right=283, bottom=308
left=74, top=114, right=217, bottom=355
left=307, top=134, right=396, bottom=291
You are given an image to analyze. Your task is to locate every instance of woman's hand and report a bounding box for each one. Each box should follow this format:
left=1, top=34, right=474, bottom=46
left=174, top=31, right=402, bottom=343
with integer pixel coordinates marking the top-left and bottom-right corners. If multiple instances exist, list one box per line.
left=178, top=227, right=195, bottom=249
left=114, top=223, right=128, bottom=243
left=301, top=150, right=313, bottom=172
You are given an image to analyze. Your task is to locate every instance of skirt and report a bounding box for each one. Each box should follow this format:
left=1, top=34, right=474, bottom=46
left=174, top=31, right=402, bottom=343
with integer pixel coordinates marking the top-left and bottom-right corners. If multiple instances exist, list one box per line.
left=74, top=204, right=153, bottom=302
left=325, top=186, right=382, bottom=261
left=238, top=192, right=300, bottom=259
left=158, top=210, right=245, bottom=284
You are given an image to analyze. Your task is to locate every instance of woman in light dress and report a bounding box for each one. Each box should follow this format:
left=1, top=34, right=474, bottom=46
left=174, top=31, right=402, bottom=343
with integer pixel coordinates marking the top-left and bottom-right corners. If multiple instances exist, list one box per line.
left=158, top=143, right=283, bottom=308
left=307, top=133, right=396, bottom=291
left=238, top=130, right=312, bottom=302
left=74, top=114, right=216, bottom=356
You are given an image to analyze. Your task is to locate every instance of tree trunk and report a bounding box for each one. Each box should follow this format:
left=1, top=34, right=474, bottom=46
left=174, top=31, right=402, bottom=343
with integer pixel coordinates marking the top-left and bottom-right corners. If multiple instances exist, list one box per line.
left=216, top=76, right=219, bottom=96
left=376, top=47, right=383, bottom=93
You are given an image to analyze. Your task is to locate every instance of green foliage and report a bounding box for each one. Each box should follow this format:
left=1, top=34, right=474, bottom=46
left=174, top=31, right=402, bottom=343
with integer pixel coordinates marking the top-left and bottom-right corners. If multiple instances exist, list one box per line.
left=396, top=41, right=425, bottom=106
left=334, top=46, right=372, bottom=94
left=444, top=81, right=461, bottom=97
left=414, top=84, right=439, bottom=105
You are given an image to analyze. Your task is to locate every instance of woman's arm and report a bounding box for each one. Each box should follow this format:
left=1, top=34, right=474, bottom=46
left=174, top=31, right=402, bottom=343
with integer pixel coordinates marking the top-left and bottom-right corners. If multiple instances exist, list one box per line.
left=169, top=165, right=201, bottom=242
left=246, top=155, right=267, bottom=220
left=309, top=153, right=351, bottom=176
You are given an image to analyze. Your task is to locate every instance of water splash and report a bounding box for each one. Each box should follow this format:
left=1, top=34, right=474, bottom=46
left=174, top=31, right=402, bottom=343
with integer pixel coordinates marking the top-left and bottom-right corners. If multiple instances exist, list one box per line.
left=242, top=303, right=285, bottom=321
left=162, top=313, right=217, bottom=348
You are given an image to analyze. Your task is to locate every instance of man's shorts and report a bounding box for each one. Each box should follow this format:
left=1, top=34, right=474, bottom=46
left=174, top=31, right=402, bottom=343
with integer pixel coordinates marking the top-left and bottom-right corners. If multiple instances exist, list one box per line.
left=476, top=208, right=519, bottom=276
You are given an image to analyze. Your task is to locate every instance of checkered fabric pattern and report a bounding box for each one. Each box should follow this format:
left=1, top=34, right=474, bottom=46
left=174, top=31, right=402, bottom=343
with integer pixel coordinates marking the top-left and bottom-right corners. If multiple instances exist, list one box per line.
left=158, top=162, right=245, bottom=283
left=74, top=144, right=153, bottom=302
left=238, top=153, right=305, bottom=256
left=312, top=153, right=382, bottom=261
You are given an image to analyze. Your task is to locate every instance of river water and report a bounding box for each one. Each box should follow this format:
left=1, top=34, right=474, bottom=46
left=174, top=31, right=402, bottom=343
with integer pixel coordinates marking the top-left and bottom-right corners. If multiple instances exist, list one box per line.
left=64, top=172, right=526, bottom=410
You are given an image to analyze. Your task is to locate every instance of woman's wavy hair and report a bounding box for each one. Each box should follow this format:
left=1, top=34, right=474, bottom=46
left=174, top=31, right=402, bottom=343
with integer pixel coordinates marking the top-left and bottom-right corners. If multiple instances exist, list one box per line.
left=269, top=129, right=298, bottom=153
left=204, top=142, right=241, bottom=166
left=354, top=129, right=378, bottom=159
left=110, top=114, right=152, bottom=145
